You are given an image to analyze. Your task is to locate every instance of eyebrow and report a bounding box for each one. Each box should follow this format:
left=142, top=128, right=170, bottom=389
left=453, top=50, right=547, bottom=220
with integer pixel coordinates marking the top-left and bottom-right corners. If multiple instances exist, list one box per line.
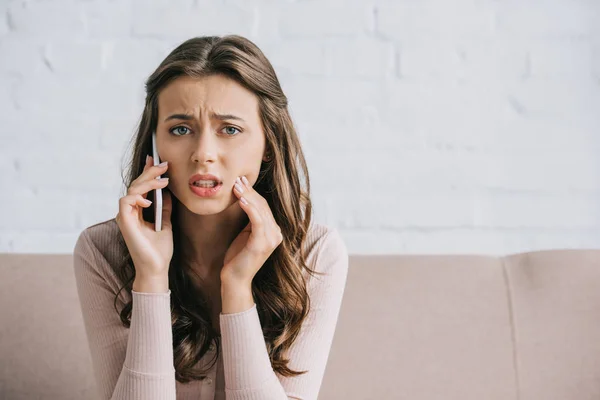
left=163, top=112, right=246, bottom=123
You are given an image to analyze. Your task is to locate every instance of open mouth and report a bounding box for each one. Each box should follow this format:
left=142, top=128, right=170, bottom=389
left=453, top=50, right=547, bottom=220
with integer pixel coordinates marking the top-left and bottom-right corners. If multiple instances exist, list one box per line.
left=192, top=180, right=221, bottom=188
left=189, top=180, right=223, bottom=197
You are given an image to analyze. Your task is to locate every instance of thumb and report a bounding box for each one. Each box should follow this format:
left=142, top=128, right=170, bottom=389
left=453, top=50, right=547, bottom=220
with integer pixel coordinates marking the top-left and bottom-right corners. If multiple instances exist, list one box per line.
left=161, top=189, right=173, bottom=230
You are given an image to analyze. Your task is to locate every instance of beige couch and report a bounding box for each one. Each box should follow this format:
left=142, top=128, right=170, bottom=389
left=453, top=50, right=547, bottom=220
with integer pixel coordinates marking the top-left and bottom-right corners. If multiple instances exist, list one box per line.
left=2, top=249, right=600, bottom=399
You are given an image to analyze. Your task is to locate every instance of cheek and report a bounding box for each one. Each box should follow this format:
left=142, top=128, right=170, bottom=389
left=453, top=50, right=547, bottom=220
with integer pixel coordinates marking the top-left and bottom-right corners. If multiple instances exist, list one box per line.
left=228, top=155, right=261, bottom=177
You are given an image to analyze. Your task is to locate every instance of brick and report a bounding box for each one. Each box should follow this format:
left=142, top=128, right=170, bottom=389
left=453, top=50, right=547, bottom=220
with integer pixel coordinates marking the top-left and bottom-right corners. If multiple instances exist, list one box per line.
left=495, top=1, right=598, bottom=39
left=327, top=190, right=476, bottom=229
left=0, top=39, right=47, bottom=76
left=6, top=0, right=86, bottom=37
left=279, top=3, right=370, bottom=38
left=132, top=2, right=254, bottom=39
left=82, top=0, right=133, bottom=38
left=0, top=111, right=104, bottom=152
left=0, top=188, right=77, bottom=231
left=262, top=39, right=329, bottom=76
left=506, top=79, right=600, bottom=116
left=529, top=39, right=593, bottom=79
left=0, top=74, right=21, bottom=113
left=326, top=37, right=395, bottom=79
left=478, top=152, right=600, bottom=193
left=15, top=150, right=121, bottom=191
left=42, top=41, right=104, bottom=77
left=104, top=39, right=174, bottom=82
left=281, top=76, right=383, bottom=122
left=474, top=191, right=600, bottom=228
left=4, top=231, right=82, bottom=253
left=13, top=75, right=143, bottom=118
left=376, top=1, right=496, bottom=41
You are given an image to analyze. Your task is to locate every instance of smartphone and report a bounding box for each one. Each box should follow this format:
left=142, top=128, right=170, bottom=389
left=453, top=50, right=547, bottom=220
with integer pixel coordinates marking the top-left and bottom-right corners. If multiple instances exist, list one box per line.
left=151, top=131, right=163, bottom=232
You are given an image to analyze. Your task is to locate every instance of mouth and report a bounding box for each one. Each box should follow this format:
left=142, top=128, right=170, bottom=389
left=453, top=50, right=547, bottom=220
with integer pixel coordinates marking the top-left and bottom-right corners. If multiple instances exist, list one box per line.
left=189, top=181, right=223, bottom=197
left=191, top=180, right=222, bottom=188
left=189, top=173, right=223, bottom=186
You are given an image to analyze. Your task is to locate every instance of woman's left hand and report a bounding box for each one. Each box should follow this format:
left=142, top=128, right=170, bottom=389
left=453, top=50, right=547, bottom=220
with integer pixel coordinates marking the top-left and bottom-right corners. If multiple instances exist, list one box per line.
left=221, top=176, right=283, bottom=287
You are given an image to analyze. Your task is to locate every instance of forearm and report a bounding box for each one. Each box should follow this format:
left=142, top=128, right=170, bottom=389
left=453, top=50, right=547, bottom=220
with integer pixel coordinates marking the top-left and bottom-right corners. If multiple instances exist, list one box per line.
left=127, top=275, right=173, bottom=372
left=219, top=280, right=289, bottom=399
left=110, top=282, right=176, bottom=399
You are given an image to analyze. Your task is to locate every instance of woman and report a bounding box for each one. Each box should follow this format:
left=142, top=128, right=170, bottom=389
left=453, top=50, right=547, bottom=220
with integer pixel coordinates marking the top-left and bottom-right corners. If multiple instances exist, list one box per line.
left=73, top=35, right=348, bottom=400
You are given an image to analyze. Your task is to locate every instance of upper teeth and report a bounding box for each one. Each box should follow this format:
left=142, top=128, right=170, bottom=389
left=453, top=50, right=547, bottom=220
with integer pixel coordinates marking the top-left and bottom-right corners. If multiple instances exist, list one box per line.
left=194, top=180, right=218, bottom=186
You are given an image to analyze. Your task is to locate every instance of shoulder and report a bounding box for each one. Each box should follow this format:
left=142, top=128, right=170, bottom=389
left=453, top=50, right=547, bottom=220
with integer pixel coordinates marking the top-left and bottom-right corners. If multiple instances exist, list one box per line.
left=303, top=221, right=348, bottom=278
left=73, top=218, right=128, bottom=296
left=74, top=217, right=123, bottom=259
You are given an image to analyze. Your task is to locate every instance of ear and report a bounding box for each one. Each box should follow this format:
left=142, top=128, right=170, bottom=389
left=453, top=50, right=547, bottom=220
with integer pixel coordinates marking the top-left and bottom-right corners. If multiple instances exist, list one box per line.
left=263, top=147, right=273, bottom=162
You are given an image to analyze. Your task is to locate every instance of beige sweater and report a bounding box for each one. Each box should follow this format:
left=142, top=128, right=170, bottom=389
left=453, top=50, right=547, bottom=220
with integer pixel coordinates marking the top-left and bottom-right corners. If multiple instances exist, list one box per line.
left=73, top=218, right=348, bottom=400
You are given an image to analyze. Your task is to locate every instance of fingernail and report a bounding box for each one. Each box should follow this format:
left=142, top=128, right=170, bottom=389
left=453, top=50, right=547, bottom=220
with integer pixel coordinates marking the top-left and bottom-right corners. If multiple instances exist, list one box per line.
left=158, top=161, right=168, bottom=167
left=146, top=155, right=151, bottom=164
left=240, top=197, right=248, bottom=205
left=241, top=176, right=249, bottom=186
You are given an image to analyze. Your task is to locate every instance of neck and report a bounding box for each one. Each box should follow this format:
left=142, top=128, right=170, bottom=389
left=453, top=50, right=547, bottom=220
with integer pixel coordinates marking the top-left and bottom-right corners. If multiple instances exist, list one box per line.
left=175, top=200, right=248, bottom=281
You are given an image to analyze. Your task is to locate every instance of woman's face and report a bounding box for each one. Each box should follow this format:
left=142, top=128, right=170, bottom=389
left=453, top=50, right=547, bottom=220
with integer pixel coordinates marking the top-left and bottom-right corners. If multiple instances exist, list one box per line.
left=155, top=74, right=266, bottom=215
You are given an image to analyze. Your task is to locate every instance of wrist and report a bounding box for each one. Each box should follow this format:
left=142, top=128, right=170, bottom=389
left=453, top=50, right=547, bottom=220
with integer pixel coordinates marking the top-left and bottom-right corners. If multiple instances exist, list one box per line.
left=220, top=276, right=251, bottom=292
left=221, top=280, right=254, bottom=314
left=133, top=274, right=169, bottom=293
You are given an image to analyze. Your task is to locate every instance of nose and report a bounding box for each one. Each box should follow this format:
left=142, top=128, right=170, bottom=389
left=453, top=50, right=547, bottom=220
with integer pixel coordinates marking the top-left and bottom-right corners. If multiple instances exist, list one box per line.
left=191, top=127, right=217, bottom=164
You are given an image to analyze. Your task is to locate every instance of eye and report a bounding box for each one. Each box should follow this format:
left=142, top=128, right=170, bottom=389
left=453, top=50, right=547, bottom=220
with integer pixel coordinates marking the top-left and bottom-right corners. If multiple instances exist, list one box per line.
left=222, top=126, right=241, bottom=136
left=170, top=126, right=191, bottom=136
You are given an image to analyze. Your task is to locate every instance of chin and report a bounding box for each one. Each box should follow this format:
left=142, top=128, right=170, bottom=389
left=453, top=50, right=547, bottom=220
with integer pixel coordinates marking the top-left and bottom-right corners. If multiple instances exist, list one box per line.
left=183, top=194, right=239, bottom=216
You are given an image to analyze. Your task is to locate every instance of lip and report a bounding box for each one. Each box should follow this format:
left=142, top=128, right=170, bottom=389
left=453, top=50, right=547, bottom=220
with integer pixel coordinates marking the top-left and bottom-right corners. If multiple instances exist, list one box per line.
left=189, top=181, right=223, bottom=198
left=189, top=173, right=222, bottom=185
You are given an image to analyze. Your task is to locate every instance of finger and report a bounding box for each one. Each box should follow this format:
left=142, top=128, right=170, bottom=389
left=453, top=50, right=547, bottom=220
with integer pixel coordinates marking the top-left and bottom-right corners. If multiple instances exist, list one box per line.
left=119, top=193, right=153, bottom=225
left=161, top=189, right=173, bottom=230
left=239, top=176, right=266, bottom=204
left=134, top=160, right=168, bottom=187
left=128, top=176, right=169, bottom=198
left=143, top=155, right=152, bottom=171
left=236, top=176, right=269, bottom=219
left=238, top=193, right=265, bottom=234
left=137, top=155, right=153, bottom=187
left=236, top=177, right=280, bottom=246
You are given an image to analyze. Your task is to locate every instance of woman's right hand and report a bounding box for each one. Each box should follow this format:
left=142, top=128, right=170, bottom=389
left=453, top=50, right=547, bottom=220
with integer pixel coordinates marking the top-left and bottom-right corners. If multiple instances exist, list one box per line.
left=116, top=155, right=173, bottom=280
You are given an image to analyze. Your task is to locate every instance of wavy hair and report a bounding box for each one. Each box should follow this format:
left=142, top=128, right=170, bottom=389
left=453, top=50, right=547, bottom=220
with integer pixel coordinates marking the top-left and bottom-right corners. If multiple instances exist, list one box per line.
left=111, top=35, right=325, bottom=384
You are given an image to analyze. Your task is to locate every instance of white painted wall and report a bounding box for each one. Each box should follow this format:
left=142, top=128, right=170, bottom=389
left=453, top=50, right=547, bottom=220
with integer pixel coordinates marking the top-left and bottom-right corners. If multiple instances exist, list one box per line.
left=2, top=0, right=599, bottom=255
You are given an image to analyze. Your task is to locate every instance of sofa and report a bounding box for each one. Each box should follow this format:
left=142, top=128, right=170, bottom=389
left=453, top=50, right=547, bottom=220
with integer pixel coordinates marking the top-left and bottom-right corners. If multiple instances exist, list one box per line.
left=2, top=249, right=600, bottom=399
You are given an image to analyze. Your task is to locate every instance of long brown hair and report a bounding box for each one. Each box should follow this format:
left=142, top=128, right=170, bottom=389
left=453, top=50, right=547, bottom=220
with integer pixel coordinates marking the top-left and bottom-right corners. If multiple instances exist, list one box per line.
left=112, top=35, right=324, bottom=384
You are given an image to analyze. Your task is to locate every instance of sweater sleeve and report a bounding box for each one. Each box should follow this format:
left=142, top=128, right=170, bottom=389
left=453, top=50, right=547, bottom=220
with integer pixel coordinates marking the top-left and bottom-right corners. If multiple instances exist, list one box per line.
left=73, top=229, right=177, bottom=400
left=219, top=228, right=349, bottom=400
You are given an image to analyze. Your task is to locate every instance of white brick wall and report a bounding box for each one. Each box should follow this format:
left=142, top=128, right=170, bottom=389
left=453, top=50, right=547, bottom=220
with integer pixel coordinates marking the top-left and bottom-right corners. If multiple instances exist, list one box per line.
left=1, top=0, right=599, bottom=255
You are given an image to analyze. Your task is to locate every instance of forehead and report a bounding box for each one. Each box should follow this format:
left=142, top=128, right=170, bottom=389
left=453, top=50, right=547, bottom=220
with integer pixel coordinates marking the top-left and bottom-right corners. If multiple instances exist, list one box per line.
left=157, top=74, right=259, bottom=122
